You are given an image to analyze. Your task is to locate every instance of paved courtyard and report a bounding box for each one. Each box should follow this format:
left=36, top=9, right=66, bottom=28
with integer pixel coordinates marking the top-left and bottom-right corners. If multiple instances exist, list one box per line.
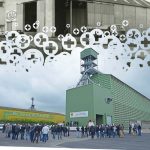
left=0, top=131, right=150, bottom=150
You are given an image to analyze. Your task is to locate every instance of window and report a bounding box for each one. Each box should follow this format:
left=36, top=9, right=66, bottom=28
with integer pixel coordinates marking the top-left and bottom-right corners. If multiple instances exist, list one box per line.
left=0, top=2, right=3, bottom=7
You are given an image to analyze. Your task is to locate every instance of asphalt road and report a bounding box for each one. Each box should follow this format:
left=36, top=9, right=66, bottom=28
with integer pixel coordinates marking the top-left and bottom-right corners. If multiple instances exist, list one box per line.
left=0, top=131, right=150, bottom=150
left=0, top=131, right=86, bottom=148
left=59, top=133, right=150, bottom=150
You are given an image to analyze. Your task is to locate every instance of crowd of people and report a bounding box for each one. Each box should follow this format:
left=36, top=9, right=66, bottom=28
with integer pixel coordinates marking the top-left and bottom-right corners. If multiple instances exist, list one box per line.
left=129, top=123, right=142, bottom=136
left=76, top=123, right=142, bottom=139
left=1, top=123, right=70, bottom=143
left=0, top=121, right=142, bottom=143
left=76, top=124, right=125, bottom=139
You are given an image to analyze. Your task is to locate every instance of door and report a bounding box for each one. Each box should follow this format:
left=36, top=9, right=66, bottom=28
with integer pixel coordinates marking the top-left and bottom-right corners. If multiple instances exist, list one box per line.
left=24, top=1, right=37, bottom=32
left=55, top=0, right=66, bottom=35
left=96, top=114, right=103, bottom=125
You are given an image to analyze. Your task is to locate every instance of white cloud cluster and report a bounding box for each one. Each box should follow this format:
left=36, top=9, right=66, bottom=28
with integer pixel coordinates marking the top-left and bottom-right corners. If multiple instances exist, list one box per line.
left=0, top=45, right=150, bottom=113
left=0, top=47, right=82, bottom=113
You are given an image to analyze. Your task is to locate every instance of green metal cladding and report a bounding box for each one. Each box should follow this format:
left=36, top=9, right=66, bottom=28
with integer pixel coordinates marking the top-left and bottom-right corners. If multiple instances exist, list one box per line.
left=66, top=73, right=150, bottom=129
left=110, top=75, right=150, bottom=129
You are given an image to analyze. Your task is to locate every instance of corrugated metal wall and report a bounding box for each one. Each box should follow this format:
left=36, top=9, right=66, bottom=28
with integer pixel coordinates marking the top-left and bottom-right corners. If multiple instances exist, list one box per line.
left=147, top=9, right=150, bottom=27
left=136, top=7, right=147, bottom=29
left=87, top=2, right=95, bottom=26
left=110, top=76, right=150, bottom=129
left=87, top=2, right=114, bottom=26
left=87, top=2, right=150, bottom=29
left=114, top=4, right=124, bottom=24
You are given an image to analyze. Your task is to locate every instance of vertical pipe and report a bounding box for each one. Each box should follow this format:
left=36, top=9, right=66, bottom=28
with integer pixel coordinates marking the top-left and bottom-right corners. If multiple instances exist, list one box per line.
left=70, top=0, right=72, bottom=34
left=44, top=0, right=46, bottom=26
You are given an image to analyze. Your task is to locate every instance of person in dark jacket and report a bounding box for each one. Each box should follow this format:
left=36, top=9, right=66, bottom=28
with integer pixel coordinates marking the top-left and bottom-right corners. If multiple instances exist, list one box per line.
left=20, top=124, right=25, bottom=140
left=51, top=125, right=56, bottom=139
left=90, top=126, right=95, bottom=139
left=84, top=126, right=88, bottom=137
left=33, top=124, right=41, bottom=143
left=129, top=124, right=132, bottom=135
left=138, top=124, right=142, bottom=136
left=11, top=124, right=16, bottom=140
left=81, top=126, right=84, bottom=137
left=67, top=126, right=70, bottom=137
left=96, top=125, right=100, bottom=138
left=63, top=126, right=67, bottom=137
left=2, top=124, right=6, bottom=133
left=76, top=126, right=80, bottom=138
left=25, top=124, right=30, bottom=140
left=107, top=125, right=112, bottom=138
left=57, top=125, right=62, bottom=140
left=30, top=125, right=35, bottom=143
left=15, top=124, right=20, bottom=140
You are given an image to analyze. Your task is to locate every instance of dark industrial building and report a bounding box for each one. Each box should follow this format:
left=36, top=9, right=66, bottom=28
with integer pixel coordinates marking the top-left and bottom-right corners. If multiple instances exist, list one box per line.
left=56, top=0, right=150, bottom=35
left=3, top=0, right=150, bottom=36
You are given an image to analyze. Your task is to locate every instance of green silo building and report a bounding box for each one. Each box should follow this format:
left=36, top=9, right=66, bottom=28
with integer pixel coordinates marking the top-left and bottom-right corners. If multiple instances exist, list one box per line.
left=66, top=48, right=150, bottom=129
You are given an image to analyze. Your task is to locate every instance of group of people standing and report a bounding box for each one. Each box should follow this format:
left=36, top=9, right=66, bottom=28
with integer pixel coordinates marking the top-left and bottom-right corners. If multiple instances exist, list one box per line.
left=2, top=123, right=70, bottom=144
left=3, top=123, right=50, bottom=143
left=129, top=123, right=142, bottom=136
left=1, top=121, right=142, bottom=143
left=76, top=124, right=125, bottom=139
left=51, top=125, right=70, bottom=139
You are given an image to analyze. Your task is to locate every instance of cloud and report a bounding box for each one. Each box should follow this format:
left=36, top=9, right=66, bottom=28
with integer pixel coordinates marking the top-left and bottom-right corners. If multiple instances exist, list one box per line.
left=0, top=44, right=150, bottom=114
left=0, top=47, right=82, bottom=114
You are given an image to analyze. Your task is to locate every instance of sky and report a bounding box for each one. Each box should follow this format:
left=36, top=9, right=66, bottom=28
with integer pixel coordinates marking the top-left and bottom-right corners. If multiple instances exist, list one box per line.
left=0, top=43, right=150, bottom=114
left=0, top=0, right=150, bottom=114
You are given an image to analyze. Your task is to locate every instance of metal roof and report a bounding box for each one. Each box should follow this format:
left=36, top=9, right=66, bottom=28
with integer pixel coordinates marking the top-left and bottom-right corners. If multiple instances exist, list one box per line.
left=70, top=0, right=150, bottom=8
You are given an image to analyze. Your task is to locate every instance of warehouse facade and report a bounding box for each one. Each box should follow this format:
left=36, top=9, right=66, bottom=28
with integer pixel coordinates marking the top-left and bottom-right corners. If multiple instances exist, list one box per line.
left=2, top=0, right=150, bottom=35
left=66, top=48, right=150, bottom=129
left=0, top=106, right=65, bottom=124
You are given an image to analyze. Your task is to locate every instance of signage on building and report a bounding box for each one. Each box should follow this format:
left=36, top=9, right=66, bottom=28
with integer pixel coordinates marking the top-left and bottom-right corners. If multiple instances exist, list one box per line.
left=70, top=111, right=88, bottom=118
